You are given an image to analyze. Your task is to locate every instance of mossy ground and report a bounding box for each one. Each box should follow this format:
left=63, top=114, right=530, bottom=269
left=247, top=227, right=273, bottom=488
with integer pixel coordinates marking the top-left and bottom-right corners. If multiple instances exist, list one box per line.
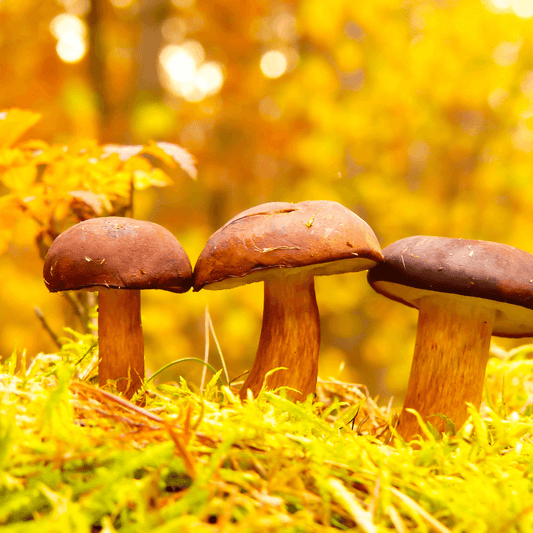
left=1, top=334, right=533, bottom=532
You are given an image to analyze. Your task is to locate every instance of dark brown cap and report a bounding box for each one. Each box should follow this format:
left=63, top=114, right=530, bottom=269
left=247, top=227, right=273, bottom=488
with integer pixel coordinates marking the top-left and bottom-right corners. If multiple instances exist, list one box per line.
left=43, top=217, right=192, bottom=293
left=367, top=235, right=533, bottom=337
left=194, top=200, right=383, bottom=291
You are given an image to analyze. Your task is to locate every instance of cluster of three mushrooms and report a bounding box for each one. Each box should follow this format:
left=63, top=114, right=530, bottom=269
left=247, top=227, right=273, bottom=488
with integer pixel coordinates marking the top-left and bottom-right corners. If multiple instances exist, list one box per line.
left=44, top=204, right=533, bottom=442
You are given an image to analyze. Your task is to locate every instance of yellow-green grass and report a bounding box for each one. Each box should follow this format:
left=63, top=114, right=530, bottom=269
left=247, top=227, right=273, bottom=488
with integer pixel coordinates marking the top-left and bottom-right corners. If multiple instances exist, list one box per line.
left=1, top=334, right=533, bottom=532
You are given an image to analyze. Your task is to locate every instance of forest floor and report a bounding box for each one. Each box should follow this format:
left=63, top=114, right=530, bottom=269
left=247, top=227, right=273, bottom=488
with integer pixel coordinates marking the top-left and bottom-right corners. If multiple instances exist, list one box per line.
left=1, top=336, right=533, bottom=532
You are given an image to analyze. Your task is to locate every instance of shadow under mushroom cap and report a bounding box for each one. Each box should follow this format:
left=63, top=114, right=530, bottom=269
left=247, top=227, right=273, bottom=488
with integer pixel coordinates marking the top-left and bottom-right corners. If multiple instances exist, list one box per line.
left=367, top=235, right=533, bottom=337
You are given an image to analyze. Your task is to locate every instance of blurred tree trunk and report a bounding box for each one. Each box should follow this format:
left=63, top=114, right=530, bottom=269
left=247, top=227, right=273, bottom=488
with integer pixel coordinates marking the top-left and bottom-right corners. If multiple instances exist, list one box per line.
left=88, top=0, right=145, bottom=144
left=136, top=0, right=168, bottom=94
left=87, top=0, right=110, bottom=142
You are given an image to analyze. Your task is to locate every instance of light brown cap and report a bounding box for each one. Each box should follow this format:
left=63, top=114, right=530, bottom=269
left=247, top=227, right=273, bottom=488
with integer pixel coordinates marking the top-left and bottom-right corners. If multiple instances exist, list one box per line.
left=43, top=217, right=192, bottom=293
left=194, top=200, right=383, bottom=291
left=367, top=235, right=533, bottom=337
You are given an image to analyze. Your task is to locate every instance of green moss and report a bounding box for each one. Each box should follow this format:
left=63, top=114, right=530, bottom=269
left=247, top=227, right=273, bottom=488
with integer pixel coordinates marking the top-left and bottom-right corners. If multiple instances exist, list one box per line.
left=1, top=343, right=533, bottom=531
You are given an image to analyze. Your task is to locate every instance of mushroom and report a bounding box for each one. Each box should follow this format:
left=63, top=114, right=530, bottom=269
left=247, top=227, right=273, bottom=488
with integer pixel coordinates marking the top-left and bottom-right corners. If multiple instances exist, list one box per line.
left=43, top=217, right=192, bottom=398
left=367, top=235, right=533, bottom=440
left=193, top=200, right=383, bottom=400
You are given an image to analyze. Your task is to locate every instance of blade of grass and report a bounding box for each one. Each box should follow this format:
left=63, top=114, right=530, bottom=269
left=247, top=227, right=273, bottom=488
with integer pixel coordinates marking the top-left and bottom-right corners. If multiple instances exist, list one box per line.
left=326, top=478, right=377, bottom=533
left=145, top=358, right=224, bottom=387
left=206, top=305, right=229, bottom=385
left=200, top=305, right=210, bottom=391
left=34, top=307, right=61, bottom=349
left=74, top=381, right=164, bottom=424
left=390, top=487, right=452, bottom=533
left=386, top=504, right=409, bottom=533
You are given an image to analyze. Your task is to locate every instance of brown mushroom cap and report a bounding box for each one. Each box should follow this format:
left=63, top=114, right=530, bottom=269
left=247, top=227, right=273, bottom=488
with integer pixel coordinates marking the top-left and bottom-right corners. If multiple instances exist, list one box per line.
left=43, top=217, right=192, bottom=293
left=367, top=235, right=533, bottom=337
left=194, top=200, right=383, bottom=290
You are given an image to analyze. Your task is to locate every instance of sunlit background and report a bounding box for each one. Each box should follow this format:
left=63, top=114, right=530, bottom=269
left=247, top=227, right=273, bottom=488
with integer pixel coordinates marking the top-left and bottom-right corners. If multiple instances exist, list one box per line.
left=2, top=0, right=533, bottom=404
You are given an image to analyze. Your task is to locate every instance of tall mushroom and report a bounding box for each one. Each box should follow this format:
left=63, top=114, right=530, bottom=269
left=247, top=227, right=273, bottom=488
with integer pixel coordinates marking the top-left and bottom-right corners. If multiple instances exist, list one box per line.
left=367, top=235, right=533, bottom=440
left=43, top=217, right=192, bottom=398
left=193, top=200, right=383, bottom=400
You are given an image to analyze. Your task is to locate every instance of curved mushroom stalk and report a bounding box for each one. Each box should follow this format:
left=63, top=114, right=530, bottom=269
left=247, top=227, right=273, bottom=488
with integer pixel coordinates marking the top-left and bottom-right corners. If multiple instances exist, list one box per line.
left=98, top=289, right=144, bottom=398
left=194, top=200, right=383, bottom=401
left=397, top=296, right=495, bottom=441
left=240, top=273, right=320, bottom=401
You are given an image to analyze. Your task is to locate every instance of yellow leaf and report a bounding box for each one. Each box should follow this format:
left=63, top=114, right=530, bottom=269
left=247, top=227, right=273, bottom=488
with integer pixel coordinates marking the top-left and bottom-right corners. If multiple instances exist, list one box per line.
left=142, top=141, right=197, bottom=179
left=21, top=190, right=52, bottom=227
left=102, top=142, right=197, bottom=180
left=31, top=144, right=69, bottom=166
left=0, top=194, right=21, bottom=255
left=1, top=165, right=37, bottom=192
left=53, top=199, right=71, bottom=222
left=69, top=190, right=113, bottom=215
left=95, top=170, right=132, bottom=198
left=0, top=109, right=42, bottom=148
left=101, top=144, right=143, bottom=161
left=133, top=168, right=173, bottom=190
left=18, top=139, right=49, bottom=152
left=123, top=155, right=152, bottom=172
left=0, top=148, right=26, bottom=167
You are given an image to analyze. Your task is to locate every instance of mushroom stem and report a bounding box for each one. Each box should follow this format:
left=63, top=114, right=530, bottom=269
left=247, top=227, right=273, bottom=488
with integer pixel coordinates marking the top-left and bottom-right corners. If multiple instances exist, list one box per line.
left=397, top=296, right=495, bottom=440
left=98, top=289, right=144, bottom=399
left=239, top=273, right=320, bottom=401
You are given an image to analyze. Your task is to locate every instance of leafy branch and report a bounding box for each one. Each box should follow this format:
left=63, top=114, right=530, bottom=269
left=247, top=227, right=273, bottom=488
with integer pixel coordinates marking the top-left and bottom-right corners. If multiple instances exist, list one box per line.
left=0, top=109, right=197, bottom=258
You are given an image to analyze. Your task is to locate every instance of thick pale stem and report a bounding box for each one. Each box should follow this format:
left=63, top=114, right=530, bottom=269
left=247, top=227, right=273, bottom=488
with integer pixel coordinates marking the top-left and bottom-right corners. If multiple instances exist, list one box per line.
left=240, top=274, right=320, bottom=401
left=98, top=289, right=144, bottom=399
left=397, top=296, right=495, bottom=441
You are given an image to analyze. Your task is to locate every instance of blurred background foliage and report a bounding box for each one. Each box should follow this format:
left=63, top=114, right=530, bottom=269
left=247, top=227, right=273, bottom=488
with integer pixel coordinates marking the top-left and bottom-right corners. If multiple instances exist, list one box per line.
left=1, top=0, right=533, bottom=403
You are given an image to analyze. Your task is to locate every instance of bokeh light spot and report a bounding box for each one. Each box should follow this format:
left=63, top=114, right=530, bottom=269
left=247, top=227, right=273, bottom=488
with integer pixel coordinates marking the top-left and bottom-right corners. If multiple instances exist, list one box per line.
left=160, top=44, right=197, bottom=83
left=488, top=87, right=508, bottom=109
left=259, top=96, right=282, bottom=120
left=512, top=0, right=533, bottom=18
left=196, top=62, right=224, bottom=95
left=159, top=42, right=224, bottom=101
left=56, top=33, right=86, bottom=63
left=50, top=14, right=87, bottom=63
left=488, top=0, right=533, bottom=18
left=492, top=41, right=521, bottom=67
left=260, top=50, right=288, bottom=78
left=50, top=13, right=86, bottom=39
